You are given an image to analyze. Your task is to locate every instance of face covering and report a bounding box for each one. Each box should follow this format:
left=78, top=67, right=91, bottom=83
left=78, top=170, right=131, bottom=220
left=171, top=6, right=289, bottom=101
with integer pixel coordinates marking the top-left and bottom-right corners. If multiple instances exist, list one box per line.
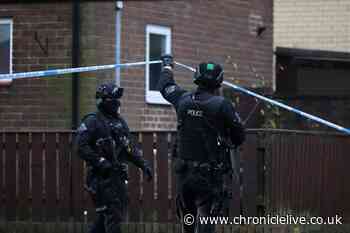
left=101, top=98, right=121, bottom=116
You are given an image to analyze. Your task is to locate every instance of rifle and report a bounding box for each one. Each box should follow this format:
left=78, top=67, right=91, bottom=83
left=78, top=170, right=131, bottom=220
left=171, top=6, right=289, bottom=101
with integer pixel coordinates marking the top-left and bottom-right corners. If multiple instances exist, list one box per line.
left=218, top=136, right=239, bottom=183
left=228, top=145, right=240, bottom=184
left=95, top=134, right=128, bottom=181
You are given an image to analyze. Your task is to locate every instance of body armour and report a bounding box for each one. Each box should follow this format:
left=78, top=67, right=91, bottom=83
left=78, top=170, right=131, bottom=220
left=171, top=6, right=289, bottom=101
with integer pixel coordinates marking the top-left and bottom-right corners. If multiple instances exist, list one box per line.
left=158, top=68, right=245, bottom=163
left=176, top=91, right=226, bottom=162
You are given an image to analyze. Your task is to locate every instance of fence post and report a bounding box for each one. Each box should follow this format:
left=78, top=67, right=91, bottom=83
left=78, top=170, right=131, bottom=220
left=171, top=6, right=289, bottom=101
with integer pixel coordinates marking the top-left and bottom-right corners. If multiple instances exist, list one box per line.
left=0, top=132, right=3, bottom=220
left=58, top=132, right=73, bottom=221
left=17, top=132, right=30, bottom=221
left=169, top=132, right=178, bottom=224
left=229, top=148, right=241, bottom=217
left=32, top=133, right=45, bottom=222
left=5, top=133, right=16, bottom=221
left=242, top=133, right=258, bottom=217
left=45, top=133, right=58, bottom=221
left=142, top=132, right=155, bottom=222
left=71, top=134, right=84, bottom=222
left=156, top=132, right=170, bottom=223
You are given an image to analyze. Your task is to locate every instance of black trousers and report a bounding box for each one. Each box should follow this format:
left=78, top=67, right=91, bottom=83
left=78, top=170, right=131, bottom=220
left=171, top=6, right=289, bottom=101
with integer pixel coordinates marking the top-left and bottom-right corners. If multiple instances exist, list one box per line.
left=88, top=177, right=127, bottom=233
left=175, top=168, right=224, bottom=233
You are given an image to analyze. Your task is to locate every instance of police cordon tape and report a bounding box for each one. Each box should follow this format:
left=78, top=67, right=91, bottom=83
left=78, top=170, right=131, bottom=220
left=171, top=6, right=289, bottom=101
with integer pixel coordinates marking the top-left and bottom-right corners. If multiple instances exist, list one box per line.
left=0, top=60, right=162, bottom=80
left=174, top=61, right=350, bottom=135
left=1, top=60, right=349, bottom=135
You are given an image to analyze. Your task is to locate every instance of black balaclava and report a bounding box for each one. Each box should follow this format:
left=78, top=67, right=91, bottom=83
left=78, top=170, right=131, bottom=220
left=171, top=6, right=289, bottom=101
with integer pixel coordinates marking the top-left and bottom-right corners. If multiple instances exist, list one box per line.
left=100, top=98, right=121, bottom=116
left=96, top=83, right=124, bottom=117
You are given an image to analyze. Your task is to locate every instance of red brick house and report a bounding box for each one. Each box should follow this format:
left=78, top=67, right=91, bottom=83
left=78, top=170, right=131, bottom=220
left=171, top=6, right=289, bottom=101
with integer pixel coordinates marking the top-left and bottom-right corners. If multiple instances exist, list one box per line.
left=0, top=0, right=273, bottom=131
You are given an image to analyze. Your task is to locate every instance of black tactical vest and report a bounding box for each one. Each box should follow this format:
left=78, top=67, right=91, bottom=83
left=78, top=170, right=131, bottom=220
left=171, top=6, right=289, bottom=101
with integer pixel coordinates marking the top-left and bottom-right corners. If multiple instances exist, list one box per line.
left=82, top=111, right=126, bottom=164
left=176, top=91, right=226, bottom=163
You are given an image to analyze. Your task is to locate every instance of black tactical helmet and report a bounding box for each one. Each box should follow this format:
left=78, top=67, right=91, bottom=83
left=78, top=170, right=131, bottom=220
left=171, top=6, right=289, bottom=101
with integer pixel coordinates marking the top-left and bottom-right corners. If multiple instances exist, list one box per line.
left=96, top=82, right=124, bottom=100
left=96, top=83, right=124, bottom=115
left=193, top=62, right=224, bottom=89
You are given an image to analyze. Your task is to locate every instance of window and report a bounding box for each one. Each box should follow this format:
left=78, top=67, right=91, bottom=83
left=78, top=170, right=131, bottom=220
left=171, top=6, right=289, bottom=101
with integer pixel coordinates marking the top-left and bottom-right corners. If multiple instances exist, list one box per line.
left=0, top=19, right=12, bottom=74
left=145, top=25, right=171, bottom=104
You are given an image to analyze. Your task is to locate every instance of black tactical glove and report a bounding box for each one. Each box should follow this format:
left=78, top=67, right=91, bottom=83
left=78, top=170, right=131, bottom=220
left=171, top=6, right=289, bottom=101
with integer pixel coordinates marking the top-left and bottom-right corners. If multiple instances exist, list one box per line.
left=161, top=54, right=174, bottom=68
left=97, top=158, right=112, bottom=176
left=143, top=166, right=153, bottom=182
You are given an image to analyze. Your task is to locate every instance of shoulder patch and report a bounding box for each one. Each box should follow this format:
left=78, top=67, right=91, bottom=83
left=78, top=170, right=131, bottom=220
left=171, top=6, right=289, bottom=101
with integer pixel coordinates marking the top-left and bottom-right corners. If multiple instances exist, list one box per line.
left=181, top=91, right=192, bottom=99
left=82, top=112, right=97, bottom=121
left=78, top=123, right=88, bottom=133
left=234, top=112, right=242, bottom=123
left=165, top=85, right=177, bottom=95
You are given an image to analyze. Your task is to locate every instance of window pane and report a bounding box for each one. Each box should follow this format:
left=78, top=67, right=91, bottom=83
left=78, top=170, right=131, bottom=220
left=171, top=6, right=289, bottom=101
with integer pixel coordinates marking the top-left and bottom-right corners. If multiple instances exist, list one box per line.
left=149, top=33, right=166, bottom=91
left=0, top=23, right=11, bottom=74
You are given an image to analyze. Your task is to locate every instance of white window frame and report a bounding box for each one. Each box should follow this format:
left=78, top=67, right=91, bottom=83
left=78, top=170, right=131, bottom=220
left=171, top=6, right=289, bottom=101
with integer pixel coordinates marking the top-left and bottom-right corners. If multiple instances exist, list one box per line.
left=0, top=19, right=13, bottom=74
left=145, top=24, right=171, bottom=105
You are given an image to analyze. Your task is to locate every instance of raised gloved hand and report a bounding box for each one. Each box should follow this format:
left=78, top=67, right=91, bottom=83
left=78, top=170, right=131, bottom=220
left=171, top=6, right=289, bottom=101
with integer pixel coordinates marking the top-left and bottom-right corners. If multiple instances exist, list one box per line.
left=97, top=158, right=112, bottom=176
left=143, top=166, right=153, bottom=182
left=161, top=54, right=174, bottom=69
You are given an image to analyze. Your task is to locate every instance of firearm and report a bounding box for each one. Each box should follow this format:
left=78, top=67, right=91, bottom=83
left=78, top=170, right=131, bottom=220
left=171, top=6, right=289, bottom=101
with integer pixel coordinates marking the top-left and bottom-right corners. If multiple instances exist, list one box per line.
left=95, top=134, right=128, bottom=180
left=110, top=121, right=138, bottom=179
left=228, top=145, right=240, bottom=184
left=218, top=136, right=239, bottom=183
left=207, top=136, right=238, bottom=216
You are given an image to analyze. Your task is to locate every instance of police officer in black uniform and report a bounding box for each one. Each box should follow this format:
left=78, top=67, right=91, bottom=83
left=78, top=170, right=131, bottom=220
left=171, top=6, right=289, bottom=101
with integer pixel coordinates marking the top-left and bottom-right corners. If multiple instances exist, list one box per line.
left=76, top=83, right=153, bottom=233
left=157, top=55, right=245, bottom=233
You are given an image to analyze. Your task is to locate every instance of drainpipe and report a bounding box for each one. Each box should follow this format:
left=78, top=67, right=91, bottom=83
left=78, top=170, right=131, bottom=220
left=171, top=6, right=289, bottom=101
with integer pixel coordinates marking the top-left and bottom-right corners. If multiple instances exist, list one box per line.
left=72, top=0, right=80, bottom=129
left=115, top=1, right=123, bottom=86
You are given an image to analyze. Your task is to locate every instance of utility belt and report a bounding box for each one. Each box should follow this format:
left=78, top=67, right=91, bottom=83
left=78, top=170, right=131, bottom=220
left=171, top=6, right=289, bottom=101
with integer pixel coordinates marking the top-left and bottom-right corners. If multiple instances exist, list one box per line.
left=175, top=158, right=228, bottom=175
left=107, top=163, right=128, bottom=181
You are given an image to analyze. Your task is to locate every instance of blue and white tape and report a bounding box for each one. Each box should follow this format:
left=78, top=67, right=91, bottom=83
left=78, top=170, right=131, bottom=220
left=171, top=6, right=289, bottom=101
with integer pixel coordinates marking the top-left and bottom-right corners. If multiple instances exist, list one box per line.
left=1, top=59, right=349, bottom=135
left=0, top=60, right=161, bottom=80
left=223, top=81, right=350, bottom=135
left=175, top=61, right=350, bottom=135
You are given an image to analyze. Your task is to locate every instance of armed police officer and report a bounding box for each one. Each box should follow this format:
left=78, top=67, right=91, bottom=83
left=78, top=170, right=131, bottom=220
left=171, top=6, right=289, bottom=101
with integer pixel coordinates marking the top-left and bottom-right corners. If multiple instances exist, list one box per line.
left=157, top=55, right=245, bottom=233
left=76, top=83, right=153, bottom=233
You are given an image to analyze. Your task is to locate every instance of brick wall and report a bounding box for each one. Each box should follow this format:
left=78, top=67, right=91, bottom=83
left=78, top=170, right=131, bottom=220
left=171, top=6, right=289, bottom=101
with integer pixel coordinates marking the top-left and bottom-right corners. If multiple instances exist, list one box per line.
left=0, top=3, right=73, bottom=130
left=120, top=0, right=273, bottom=130
left=274, top=0, right=350, bottom=52
left=0, top=1, right=273, bottom=131
left=0, top=2, right=117, bottom=130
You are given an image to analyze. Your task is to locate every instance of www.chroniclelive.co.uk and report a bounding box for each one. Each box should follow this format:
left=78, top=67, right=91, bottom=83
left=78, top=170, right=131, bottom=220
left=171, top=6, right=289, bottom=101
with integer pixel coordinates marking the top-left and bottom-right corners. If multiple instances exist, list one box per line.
left=183, top=214, right=343, bottom=226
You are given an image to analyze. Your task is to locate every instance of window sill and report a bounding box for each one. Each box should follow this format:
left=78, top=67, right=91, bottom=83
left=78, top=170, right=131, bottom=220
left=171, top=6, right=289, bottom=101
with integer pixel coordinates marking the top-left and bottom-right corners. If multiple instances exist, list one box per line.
left=145, top=91, right=171, bottom=106
left=0, top=78, right=13, bottom=87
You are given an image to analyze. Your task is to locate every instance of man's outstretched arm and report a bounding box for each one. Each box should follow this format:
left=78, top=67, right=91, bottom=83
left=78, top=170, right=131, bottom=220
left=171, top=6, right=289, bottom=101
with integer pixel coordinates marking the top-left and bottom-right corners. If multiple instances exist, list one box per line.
left=157, top=54, right=187, bottom=108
